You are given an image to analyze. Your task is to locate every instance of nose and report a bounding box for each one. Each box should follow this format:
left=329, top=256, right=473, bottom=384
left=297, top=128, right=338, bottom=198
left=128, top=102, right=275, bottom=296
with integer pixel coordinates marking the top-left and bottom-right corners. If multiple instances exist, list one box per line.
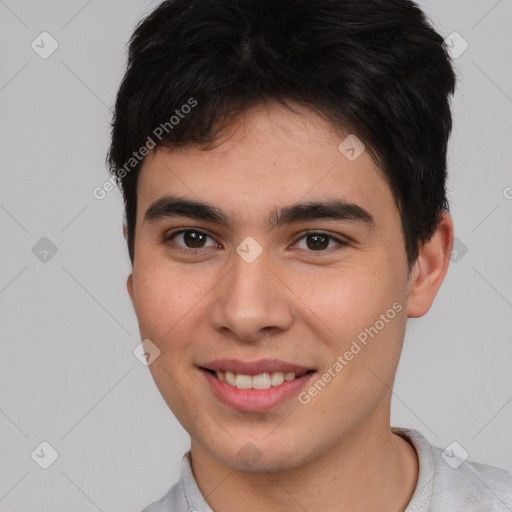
left=210, top=249, right=294, bottom=342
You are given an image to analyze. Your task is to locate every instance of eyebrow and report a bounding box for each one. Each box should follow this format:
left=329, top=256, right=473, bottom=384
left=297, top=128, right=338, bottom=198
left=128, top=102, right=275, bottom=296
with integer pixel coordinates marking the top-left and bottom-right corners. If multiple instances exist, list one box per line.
left=143, top=194, right=375, bottom=229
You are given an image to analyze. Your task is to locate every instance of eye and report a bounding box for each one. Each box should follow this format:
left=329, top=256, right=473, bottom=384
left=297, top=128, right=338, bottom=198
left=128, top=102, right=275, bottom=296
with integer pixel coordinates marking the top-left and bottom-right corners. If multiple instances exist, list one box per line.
left=292, top=231, right=347, bottom=253
left=165, top=229, right=219, bottom=253
left=164, top=228, right=348, bottom=256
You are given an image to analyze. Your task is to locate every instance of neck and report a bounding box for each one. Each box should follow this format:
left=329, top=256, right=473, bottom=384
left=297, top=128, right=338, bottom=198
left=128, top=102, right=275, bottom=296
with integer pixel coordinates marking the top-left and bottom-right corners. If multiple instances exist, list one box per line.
left=189, top=420, right=419, bottom=512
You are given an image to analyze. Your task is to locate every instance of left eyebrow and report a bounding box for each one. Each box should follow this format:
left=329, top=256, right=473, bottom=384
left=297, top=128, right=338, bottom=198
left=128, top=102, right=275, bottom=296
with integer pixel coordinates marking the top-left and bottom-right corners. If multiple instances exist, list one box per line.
left=270, top=199, right=374, bottom=228
left=142, top=194, right=375, bottom=229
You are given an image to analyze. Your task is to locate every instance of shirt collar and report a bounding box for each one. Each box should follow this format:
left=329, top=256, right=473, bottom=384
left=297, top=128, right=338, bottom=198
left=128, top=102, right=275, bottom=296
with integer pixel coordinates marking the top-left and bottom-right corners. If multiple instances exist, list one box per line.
left=392, top=427, right=435, bottom=511
left=180, top=451, right=214, bottom=512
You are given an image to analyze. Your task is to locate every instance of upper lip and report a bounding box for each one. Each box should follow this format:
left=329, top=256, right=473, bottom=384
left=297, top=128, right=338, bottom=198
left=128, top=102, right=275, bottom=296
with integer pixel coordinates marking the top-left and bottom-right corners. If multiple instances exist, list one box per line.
left=200, top=358, right=315, bottom=376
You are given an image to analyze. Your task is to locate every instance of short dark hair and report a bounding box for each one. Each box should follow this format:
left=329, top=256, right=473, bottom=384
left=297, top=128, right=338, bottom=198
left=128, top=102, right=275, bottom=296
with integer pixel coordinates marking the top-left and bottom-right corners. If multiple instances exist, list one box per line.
left=107, top=0, right=457, bottom=268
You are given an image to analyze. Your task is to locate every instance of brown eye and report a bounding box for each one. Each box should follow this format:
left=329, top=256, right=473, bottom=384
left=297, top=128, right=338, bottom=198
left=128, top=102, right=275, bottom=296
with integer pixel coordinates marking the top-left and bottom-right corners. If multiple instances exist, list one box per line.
left=180, top=230, right=208, bottom=248
left=306, top=234, right=330, bottom=250
left=293, top=231, right=347, bottom=253
left=165, top=229, right=218, bottom=253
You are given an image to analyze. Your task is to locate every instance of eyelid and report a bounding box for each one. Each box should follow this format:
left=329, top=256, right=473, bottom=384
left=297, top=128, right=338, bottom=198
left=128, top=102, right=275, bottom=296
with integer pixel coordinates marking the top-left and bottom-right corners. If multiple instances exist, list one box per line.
left=291, top=230, right=349, bottom=252
left=164, top=227, right=215, bottom=240
left=164, top=228, right=220, bottom=251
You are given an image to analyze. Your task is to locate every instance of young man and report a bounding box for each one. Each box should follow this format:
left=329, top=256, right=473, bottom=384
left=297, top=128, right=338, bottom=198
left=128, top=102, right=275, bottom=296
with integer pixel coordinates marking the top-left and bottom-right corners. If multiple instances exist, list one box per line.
left=107, top=0, right=512, bottom=510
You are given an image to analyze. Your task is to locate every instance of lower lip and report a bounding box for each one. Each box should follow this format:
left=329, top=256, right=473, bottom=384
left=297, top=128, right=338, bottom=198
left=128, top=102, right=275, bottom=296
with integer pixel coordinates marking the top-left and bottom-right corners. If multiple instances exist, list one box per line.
left=200, top=369, right=316, bottom=412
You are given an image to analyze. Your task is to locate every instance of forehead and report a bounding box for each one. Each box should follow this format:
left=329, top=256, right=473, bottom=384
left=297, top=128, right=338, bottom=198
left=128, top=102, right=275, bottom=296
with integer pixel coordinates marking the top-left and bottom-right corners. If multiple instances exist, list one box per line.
left=136, top=102, right=394, bottom=226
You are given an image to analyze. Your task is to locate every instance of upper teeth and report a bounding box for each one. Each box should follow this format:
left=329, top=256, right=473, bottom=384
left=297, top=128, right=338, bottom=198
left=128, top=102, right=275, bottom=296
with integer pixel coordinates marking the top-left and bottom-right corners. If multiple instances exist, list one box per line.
left=215, top=370, right=300, bottom=389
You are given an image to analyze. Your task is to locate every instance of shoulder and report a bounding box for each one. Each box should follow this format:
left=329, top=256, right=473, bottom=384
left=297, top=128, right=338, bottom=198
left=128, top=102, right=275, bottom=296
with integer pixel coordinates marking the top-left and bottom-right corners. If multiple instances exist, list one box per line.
left=430, top=444, right=512, bottom=511
left=394, top=427, right=512, bottom=512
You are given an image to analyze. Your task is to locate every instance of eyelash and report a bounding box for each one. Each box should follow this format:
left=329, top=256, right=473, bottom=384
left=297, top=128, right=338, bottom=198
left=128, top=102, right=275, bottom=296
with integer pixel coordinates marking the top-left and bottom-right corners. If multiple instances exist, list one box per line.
left=164, top=228, right=348, bottom=256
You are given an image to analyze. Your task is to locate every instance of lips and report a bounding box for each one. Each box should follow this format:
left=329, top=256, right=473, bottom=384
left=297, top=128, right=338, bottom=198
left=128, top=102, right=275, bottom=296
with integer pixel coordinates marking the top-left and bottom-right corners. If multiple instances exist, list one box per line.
left=198, top=358, right=317, bottom=411
left=200, top=367, right=317, bottom=412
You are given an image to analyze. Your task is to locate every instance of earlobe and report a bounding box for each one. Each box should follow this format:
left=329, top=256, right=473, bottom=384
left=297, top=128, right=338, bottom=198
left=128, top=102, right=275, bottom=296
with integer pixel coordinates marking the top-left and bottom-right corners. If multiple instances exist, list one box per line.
left=122, top=223, right=128, bottom=241
left=407, top=211, right=454, bottom=318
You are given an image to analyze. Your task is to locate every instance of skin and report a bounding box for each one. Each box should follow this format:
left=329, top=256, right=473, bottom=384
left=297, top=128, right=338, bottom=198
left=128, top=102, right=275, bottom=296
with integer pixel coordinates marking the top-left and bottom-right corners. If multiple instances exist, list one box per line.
left=127, top=101, right=453, bottom=511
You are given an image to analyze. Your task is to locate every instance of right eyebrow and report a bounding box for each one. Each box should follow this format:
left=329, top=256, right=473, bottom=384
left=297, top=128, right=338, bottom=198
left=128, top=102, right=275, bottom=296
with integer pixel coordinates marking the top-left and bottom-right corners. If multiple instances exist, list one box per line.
left=143, top=195, right=230, bottom=226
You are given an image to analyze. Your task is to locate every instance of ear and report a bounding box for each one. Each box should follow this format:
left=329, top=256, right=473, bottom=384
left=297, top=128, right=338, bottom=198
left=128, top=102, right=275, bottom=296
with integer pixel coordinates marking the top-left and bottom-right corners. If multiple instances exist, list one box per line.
left=406, top=211, right=454, bottom=318
left=123, top=222, right=136, bottom=305
left=127, top=273, right=134, bottom=305
left=124, top=222, right=135, bottom=304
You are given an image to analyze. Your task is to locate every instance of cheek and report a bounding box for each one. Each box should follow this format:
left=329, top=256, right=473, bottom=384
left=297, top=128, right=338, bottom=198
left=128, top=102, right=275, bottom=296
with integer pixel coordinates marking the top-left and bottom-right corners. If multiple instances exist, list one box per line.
left=131, top=262, right=206, bottom=348
left=286, top=257, right=405, bottom=341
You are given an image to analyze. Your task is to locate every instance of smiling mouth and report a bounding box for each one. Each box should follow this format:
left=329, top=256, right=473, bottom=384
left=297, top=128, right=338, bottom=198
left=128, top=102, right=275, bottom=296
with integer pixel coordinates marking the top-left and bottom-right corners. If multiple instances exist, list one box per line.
left=201, top=368, right=316, bottom=390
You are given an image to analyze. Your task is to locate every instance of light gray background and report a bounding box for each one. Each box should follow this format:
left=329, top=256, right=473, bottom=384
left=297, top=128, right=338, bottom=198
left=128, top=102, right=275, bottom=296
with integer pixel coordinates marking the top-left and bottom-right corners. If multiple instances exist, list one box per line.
left=1, top=0, right=511, bottom=510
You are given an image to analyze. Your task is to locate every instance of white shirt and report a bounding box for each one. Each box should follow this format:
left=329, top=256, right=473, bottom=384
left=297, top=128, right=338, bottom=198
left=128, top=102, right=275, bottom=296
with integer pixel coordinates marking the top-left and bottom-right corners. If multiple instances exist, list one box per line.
left=141, top=427, right=512, bottom=511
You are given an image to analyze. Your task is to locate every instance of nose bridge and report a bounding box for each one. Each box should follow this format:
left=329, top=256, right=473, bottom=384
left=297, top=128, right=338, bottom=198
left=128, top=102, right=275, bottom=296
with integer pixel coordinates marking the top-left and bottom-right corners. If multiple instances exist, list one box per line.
left=211, top=247, right=292, bottom=339
left=230, top=250, right=269, bottom=300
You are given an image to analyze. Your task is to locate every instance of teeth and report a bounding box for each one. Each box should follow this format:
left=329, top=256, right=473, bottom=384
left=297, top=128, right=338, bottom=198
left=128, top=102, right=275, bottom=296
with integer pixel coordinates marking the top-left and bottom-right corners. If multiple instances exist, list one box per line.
left=214, top=370, right=303, bottom=389
left=270, top=372, right=285, bottom=386
left=252, top=373, right=271, bottom=389
left=225, top=371, right=236, bottom=386
left=235, top=374, right=252, bottom=389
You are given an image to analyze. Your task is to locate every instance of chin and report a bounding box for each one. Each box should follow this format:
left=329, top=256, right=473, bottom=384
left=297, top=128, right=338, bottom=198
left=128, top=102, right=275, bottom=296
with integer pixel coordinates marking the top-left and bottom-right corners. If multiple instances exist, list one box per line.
left=209, top=435, right=311, bottom=474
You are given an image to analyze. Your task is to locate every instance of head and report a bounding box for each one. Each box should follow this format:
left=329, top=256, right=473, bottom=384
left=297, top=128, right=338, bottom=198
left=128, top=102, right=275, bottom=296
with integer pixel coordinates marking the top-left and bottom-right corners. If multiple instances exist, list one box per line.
left=107, top=0, right=456, bottom=472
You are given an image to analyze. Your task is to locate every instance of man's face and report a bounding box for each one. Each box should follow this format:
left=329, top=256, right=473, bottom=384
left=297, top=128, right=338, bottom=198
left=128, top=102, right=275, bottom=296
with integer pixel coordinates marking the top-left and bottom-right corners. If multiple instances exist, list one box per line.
left=128, top=102, right=415, bottom=472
